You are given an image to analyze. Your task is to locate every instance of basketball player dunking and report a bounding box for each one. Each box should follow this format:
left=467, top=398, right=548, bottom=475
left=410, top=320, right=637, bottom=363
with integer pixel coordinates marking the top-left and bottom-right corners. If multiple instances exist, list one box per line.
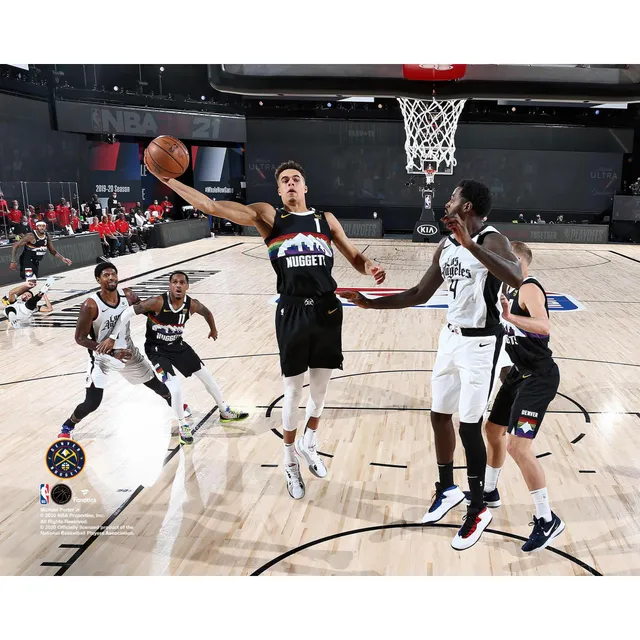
left=145, top=158, right=385, bottom=499
left=97, top=270, right=248, bottom=445
left=58, top=263, right=174, bottom=440
left=465, top=241, right=564, bottom=552
left=343, top=180, right=523, bottom=550
left=9, top=220, right=72, bottom=282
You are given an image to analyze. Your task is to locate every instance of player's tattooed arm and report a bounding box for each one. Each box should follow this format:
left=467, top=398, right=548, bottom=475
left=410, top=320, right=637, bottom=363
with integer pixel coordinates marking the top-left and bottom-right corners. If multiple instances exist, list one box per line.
left=95, top=295, right=162, bottom=354
left=75, top=298, right=100, bottom=351
left=341, top=240, right=445, bottom=309
left=325, top=212, right=385, bottom=284
left=9, top=233, right=33, bottom=267
left=191, top=298, right=218, bottom=340
left=46, top=234, right=72, bottom=266
left=501, top=283, right=550, bottom=336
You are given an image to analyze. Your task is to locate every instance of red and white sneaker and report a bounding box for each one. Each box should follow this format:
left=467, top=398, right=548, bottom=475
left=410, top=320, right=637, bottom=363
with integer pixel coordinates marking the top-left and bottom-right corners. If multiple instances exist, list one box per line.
left=183, top=404, right=192, bottom=418
left=451, top=506, right=493, bottom=551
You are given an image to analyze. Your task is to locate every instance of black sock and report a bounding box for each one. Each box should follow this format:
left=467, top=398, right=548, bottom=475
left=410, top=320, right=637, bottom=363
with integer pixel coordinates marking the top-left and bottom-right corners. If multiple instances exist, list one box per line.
left=467, top=474, right=485, bottom=511
left=459, top=419, right=487, bottom=510
left=437, top=461, right=454, bottom=489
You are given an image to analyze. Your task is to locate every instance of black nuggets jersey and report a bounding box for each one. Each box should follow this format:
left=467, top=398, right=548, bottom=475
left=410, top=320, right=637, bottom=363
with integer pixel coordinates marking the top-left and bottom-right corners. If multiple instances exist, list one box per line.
left=23, top=230, right=48, bottom=263
left=145, top=292, right=191, bottom=349
left=265, top=208, right=337, bottom=298
left=504, top=277, right=554, bottom=371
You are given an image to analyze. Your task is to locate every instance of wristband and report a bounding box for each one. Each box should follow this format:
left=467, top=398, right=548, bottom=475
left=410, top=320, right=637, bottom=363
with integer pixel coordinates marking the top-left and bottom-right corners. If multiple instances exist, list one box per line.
left=109, top=333, right=118, bottom=340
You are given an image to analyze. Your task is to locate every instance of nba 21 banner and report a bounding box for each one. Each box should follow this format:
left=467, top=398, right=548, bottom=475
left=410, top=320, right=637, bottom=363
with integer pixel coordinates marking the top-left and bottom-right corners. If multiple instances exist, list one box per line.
left=55, top=100, right=246, bottom=143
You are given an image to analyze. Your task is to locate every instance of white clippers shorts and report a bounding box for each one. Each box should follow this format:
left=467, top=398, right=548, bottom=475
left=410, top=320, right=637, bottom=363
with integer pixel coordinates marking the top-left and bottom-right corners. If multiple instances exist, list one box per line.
left=86, top=346, right=155, bottom=389
left=431, top=323, right=504, bottom=423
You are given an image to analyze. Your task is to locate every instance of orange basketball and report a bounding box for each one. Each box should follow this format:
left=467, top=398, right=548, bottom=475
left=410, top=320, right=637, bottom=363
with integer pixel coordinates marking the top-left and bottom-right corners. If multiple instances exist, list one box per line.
left=145, top=135, right=189, bottom=179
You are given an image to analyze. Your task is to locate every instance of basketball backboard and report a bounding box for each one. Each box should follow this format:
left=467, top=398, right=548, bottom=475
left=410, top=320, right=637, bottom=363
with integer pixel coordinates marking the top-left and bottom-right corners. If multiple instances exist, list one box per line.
left=209, top=64, right=640, bottom=103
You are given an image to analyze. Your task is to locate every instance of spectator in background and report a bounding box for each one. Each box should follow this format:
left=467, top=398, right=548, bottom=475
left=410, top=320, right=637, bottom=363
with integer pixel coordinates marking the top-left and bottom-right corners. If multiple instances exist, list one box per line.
left=107, top=192, right=119, bottom=214
left=629, top=178, right=640, bottom=196
left=148, top=199, right=163, bottom=217
left=517, top=213, right=526, bottom=223
left=534, top=214, right=546, bottom=224
left=161, top=196, right=173, bottom=219
left=0, top=191, right=8, bottom=216
left=132, top=201, right=144, bottom=217
left=69, top=209, right=81, bottom=234
left=101, top=214, right=119, bottom=257
left=89, top=194, right=103, bottom=218
left=8, top=201, right=23, bottom=226
left=132, top=208, right=149, bottom=249
left=556, top=214, right=564, bottom=224
left=56, top=199, right=71, bottom=229
left=89, top=216, right=111, bottom=257
left=45, top=204, right=57, bottom=232
left=28, top=213, right=38, bottom=231
left=116, top=212, right=138, bottom=253
left=13, top=215, right=31, bottom=237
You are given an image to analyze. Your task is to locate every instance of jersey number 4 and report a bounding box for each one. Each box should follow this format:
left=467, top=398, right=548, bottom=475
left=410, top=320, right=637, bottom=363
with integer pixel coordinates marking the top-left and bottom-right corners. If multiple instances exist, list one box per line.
left=449, top=280, right=459, bottom=299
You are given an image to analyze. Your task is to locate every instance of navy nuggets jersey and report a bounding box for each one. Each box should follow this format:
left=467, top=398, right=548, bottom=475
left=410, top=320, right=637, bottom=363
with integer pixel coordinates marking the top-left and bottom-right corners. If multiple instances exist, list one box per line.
left=504, top=277, right=554, bottom=372
left=145, top=292, right=191, bottom=349
left=439, top=226, right=502, bottom=330
left=24, top=230, right=48, bottom=263
left=265, top=208, right=337, bottom=298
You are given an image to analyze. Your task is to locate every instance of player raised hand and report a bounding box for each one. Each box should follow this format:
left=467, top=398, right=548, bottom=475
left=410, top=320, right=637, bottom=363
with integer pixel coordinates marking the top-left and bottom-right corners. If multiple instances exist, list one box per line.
left=339, top=290, right=370, bottom=308
left=442, top=212, right=473, bottom=248
left=500, top=293, right=511, bottom=319
left=208, top=328, right=218, bottom=341
left=367, top=263, right=386, bottom=285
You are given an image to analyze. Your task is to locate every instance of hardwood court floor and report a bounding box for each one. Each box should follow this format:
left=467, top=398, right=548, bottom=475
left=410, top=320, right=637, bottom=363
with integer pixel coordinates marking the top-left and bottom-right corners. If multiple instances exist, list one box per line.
left=1, top=236, right=639, bottom=576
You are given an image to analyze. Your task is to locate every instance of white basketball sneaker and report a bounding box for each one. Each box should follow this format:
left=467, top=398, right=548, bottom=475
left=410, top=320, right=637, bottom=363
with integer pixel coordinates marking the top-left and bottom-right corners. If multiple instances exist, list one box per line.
left=421, top=482, right=465, bottom=524
left=294, top=435, right=327, bottom=478
left=39, top=276, right=56, bottom=296
left=284, top=460, right=305, bottom=500
left=451, top=506, right=493, bottom=551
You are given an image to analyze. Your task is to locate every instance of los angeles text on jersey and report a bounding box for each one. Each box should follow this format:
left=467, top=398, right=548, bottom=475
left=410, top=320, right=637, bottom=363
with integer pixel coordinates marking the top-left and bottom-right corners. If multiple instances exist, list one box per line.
left=441, top=256, right=472, bottom=280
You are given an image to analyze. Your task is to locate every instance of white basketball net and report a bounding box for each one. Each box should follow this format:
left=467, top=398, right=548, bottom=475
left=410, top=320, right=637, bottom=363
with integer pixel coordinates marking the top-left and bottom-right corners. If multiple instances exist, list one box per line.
left=397, top=97, right=467, bottom=175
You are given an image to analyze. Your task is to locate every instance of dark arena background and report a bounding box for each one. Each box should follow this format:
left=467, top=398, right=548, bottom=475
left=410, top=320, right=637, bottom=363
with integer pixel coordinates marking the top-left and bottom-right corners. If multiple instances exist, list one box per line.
left=1, top=62, right=640, bottom=595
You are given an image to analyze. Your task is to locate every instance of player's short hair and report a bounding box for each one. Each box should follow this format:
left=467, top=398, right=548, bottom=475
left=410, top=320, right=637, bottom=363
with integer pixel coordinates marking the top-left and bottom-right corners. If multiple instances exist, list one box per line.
left=458, top=179, right=492, bottom=218
left=94, top=262, right=117, bottom=279
left=510, top=241, right=533, bottom=265
left=169, top=270, right=189, bottom=283
left=275, top=161, right=306, bottom=183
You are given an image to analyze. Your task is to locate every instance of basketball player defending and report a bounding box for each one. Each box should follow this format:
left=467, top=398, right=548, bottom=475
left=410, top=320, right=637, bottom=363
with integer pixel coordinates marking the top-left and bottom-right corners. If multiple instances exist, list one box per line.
left=145, top=157, right=385, bottom=499
left=57, top=262, right=174, bottom=440
left=97, top=270, right=248, bottom=444
left=2, top=277, right=54, bottom=328
left=343, top=180, right=522, bottom=550
left=9, top=220, right=72, bottom=282
left=465, top=241, right=564, bottom=552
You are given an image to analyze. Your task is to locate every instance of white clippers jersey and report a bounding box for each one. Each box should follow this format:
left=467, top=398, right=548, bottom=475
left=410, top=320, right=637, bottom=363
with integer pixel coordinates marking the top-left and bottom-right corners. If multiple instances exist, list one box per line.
left=439, top=225, right=502, bottom=329
left=88, top=288, right=131, bottom=350
left=4, top=300, right=37, bottom=327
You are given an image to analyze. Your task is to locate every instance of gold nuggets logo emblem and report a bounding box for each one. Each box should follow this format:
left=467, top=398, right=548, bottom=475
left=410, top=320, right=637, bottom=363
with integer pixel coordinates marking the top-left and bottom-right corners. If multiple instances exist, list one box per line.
left=45, top=440, right=87, bottom=479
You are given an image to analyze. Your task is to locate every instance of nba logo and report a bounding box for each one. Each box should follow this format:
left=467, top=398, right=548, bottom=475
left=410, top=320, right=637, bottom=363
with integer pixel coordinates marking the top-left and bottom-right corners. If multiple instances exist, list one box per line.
left=424, top=194, right=432, bottom=210
left=40, top=484, right=50, bottom=504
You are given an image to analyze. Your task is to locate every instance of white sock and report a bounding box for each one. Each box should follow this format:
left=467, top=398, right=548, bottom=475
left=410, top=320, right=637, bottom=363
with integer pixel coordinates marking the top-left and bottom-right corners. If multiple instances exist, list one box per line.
left=303, top=426, right=317, bottom=448
left=164, top=374, right=185, bottom=422
left=193, top=367, right=228, bottom=414
left=484, top=465, right=502, bottom=493
left=284, top=443, right=296, bottom=466
left=531, top=487, right=552, bottom=522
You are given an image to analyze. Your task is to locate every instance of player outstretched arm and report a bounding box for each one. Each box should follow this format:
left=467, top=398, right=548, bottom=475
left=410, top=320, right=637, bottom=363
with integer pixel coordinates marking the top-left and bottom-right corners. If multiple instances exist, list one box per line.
left=325, top=212, right=385, bottom=284
left=501, top=283, right=550, bottom=335
left=39, top=294, right=53, bottom=314
left=341, top=240, right=445, bottom=309
left=144, top=154, right=276, bottom=238
left=446, top=214, right=522, bottom=288
left=46, top=235, right=72, bottom=266
left=190, top=298, right=218, bottom=340
left=94, top=294, right=163, bottom=354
